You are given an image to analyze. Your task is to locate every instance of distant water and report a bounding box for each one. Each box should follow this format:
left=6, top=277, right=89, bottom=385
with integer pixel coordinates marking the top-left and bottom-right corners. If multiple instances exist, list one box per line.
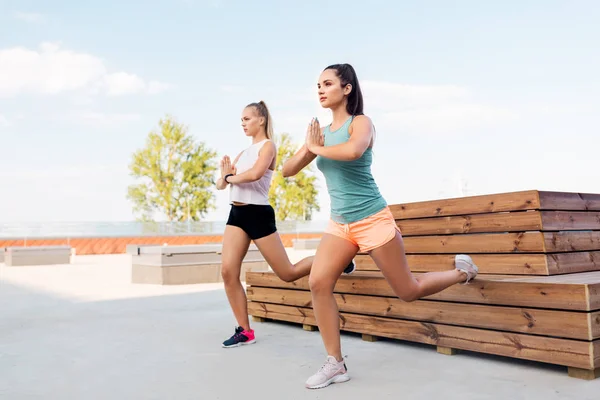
left=0, top=220, right=327, bottom=239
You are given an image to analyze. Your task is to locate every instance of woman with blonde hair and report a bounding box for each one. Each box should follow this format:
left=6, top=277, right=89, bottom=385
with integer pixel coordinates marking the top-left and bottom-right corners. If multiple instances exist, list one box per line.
left=216, top=100, right=355, bottom=348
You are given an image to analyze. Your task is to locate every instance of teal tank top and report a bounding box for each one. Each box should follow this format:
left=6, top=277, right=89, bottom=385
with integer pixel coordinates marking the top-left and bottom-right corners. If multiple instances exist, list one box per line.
left=316, top=116, right=387, bottom=224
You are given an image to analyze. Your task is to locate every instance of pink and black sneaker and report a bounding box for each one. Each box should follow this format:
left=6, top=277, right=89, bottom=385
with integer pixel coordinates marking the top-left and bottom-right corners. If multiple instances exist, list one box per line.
left=222, top=326, right=256, bottom=348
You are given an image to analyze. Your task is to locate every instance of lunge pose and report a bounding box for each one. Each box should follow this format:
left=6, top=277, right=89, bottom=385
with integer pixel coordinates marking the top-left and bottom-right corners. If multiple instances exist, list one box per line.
left=281, top=64, right=479, bottom=389
left=216, top=100, right=355, bottom=349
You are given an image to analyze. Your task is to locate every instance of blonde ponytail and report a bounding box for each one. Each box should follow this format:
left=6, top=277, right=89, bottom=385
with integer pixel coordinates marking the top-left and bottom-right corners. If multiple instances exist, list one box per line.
left=247, top=100, right=274, bottom=140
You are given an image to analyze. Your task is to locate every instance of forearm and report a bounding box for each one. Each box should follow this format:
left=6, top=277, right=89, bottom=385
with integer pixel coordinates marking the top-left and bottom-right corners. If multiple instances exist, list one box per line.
left=216, top=177, right=228, bottom=190
left=311, top=142, right=362, bottom=161
left=227, top=170, right=260, bottom=184
left=282, top=145, right=316, bottom=177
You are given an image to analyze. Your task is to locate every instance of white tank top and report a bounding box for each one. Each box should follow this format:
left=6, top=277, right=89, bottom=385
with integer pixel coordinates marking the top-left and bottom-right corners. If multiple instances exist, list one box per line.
left=229, top=139, right=274, bottom=205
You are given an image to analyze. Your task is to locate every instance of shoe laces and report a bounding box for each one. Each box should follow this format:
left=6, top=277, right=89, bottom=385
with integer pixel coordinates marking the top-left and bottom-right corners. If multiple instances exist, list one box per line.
left=318, top=357, right=341, bottom=375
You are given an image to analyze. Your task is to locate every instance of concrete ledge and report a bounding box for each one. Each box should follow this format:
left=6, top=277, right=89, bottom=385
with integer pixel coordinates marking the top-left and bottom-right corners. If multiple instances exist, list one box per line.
left=130, top=244, right=269, bottom=285
left=131, top=244, right=264, bottom=265
left=131, top=261, right=270, bottom=285
left=4, top=246, right=72, bottom=266
left=292, top=238, right=320, bottom=250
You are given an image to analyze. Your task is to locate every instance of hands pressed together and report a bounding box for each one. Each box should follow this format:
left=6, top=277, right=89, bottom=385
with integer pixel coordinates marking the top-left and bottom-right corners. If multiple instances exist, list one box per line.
left=305, top=117, right=324, bottom=153
left=220, top=155, right=236, bottom=183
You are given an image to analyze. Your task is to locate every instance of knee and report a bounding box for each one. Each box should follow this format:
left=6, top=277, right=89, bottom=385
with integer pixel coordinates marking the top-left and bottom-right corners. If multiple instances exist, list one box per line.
left=308, top=274, right=335, bottom=295
left=220, top=263, right=240, bottom=284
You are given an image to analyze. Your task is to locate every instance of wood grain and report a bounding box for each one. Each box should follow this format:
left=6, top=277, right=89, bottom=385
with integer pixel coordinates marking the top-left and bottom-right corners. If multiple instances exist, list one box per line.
left=394, top=231, right=600, bottom=254
left=247, top=286, right=597, bottom=340
left=389, top=190, right=600, bottom=220
left=247, top=302, right=596, bottom=369
left=395, top=211, right=600, bottom=236
left=246, top=271, right=599, bottom=311
left=355, top=252, right=600, bottom=276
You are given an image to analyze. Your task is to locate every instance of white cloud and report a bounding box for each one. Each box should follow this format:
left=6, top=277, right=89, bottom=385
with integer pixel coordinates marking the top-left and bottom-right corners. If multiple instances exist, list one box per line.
left=0, top=114, right=9, bottom=128
left=12, top=11, right=45, bottom=23
left=0, top=42, right=171, bottom=98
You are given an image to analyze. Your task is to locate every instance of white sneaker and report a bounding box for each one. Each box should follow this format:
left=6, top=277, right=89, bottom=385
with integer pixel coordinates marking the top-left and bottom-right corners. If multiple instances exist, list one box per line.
left=305, top=355, right=350, bottom=389
left=455, top=254, right=478, bottom=284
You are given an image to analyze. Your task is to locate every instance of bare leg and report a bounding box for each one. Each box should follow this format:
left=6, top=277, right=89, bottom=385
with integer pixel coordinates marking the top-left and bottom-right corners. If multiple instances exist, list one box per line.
left=221, top=225, right=251, bottom=331
left=308, top=234, right=358, bottom=361
left=253, top=232, right=314, bottom=282
left=369, top=231, right=467, bottom=302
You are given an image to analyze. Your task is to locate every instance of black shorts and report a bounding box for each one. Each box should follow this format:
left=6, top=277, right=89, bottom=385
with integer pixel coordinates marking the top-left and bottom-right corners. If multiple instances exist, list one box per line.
left=226, top=204, right=277, bottom=240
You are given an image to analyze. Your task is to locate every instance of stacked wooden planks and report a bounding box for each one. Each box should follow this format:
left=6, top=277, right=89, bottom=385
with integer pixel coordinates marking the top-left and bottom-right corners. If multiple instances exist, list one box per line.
left=246, top=190, right=600, bottom=380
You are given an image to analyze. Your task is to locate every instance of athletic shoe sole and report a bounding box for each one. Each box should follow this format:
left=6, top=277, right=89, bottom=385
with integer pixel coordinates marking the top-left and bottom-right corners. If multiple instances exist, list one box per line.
left=221, top=339, right=256, bottom=348
left=305, top=374, right=350, bottom=389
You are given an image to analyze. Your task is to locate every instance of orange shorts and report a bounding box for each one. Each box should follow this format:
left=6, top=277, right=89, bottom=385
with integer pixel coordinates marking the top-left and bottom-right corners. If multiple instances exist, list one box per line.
left=324, top=206, right=401, bottom=253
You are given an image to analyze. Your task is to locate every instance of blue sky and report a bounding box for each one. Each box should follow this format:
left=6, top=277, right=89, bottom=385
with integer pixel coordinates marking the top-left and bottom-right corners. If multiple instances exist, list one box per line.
left=1, top=0, right=599, bottom=223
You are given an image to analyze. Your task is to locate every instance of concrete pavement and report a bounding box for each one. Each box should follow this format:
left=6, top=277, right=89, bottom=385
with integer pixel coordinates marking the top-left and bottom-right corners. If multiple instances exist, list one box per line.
left=1, top=254, right=599, bottom=399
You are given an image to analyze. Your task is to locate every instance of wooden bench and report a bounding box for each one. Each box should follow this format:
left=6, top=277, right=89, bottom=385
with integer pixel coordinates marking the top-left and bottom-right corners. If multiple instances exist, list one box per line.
left=131, top=244, right=269, bottom=285
left=4, top=246, right=72, bottom=266
left=246, top=190, right=600, bottom=380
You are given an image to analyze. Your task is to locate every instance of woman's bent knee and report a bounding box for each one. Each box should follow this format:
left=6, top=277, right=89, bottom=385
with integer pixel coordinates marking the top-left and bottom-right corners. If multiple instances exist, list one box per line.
left=309, top=275, right=335, bottom=294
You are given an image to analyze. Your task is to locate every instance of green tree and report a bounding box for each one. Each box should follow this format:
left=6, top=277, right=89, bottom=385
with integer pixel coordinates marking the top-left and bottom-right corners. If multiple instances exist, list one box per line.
left=269, top=133, right=320, bottom=221
left=127, top=115, right=218, bottom=222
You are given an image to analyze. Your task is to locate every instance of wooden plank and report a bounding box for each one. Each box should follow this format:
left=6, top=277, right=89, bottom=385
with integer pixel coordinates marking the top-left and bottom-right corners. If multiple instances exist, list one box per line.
left=246, top=271, right=597, bottom=311
left=395, top=211, right=600, bottom=236
left=402, top=232, right=546, bottom=253
left=355, top=252, right=600, bottom=276
left=539, top=191, right=600, bottom=212
left=247, top=302, right=596, bottom=370
left=389, top=190, right=541, bottom=220
left=388, top=190, right=600, bottom=220
left=356, top=254, right=549, bottom=275
left=395, top=231, right=600, bottom=254
left=589, top=312, right=600, bottom=341
left=541, top=211, right=600, bottom=231
left=247, top=287, right=596, bottom=340
left=397, top=211, right=543, bottom=236
left=547, top=252, right=600, bottom=275
left=544, top=232, right=600, bottom=252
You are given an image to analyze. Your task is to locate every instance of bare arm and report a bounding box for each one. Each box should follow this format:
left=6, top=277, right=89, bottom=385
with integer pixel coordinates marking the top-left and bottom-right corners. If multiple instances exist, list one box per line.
left=309, top=115, right=373, bottom=161
left=282, top=144, right=317, bottom=177
left=227, top=141, right=276, bottom=184
left=216, top=151, right=243, bottom=190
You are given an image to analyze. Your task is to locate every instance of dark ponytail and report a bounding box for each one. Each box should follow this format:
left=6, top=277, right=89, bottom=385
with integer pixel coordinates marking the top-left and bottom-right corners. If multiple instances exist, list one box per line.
left=324, top=63, right=364, bottom=116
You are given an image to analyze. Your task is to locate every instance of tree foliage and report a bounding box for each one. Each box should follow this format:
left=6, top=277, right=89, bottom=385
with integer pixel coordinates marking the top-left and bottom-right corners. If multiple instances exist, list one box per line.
left=127, top=115, right=218, bottom=221
left=268, top=133, right=320, bottom=221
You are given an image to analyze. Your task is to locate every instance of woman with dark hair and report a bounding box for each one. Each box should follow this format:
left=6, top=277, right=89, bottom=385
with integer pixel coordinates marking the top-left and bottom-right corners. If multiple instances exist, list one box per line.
left=283, top=64, right=479, bottom=389
left=216, top=100, right=355, bottom=349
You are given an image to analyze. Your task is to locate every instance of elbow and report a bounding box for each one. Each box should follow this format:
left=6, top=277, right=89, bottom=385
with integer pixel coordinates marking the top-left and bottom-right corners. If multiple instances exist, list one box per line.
left=349, top=148, right=364, bottom=161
